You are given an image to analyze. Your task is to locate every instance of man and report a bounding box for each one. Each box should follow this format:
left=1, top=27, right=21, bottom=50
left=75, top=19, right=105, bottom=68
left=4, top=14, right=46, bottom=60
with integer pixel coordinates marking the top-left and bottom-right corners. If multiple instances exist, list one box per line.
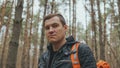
left=38, top=14, right=97, bottom=68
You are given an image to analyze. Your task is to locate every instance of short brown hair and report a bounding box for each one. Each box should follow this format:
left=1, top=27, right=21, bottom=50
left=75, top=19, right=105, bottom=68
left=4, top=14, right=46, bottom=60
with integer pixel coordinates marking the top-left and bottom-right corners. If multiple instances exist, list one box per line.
left=43, top=14, right=66, bottom=26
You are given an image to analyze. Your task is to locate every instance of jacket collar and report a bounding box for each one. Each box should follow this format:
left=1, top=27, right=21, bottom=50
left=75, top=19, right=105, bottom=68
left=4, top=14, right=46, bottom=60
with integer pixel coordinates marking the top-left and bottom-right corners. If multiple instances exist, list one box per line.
left=47, top=36, right=77, bottom=52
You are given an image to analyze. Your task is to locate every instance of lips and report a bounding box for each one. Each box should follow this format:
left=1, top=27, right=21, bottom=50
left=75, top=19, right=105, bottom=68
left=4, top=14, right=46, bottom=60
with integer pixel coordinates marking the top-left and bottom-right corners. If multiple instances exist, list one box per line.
left=48, top=36, right=56, bottom=42
left=47, top=31, right=57, bottom=39
left=49, top=35, right=56, bottom=38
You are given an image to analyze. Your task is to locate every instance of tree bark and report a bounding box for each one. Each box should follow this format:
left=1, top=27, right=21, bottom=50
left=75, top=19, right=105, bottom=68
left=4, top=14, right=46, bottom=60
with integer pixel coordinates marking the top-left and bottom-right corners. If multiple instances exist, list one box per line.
left=6, top=0, right=24, bottom=68
left=0, top=1, right=7, bottom=30
left=103, top=0, right=107, bottom=54
left=51, top=0, right=55, bottom=13
left=96, top=0, right=105, bottom=60
left=90, top=0, right=98, bottom=61
left=1, top=1, right=14, bottom=68
left=69, top=0, right=72, bottom=35
left=39, top=0, right=48, bottom=56
left=72, top=0, right=76, bottom=39
left=117, top=0, right=120, bottom=66
left=117, top=0, right=120, bottom=40
left=21, top=0, right=30, bottom=68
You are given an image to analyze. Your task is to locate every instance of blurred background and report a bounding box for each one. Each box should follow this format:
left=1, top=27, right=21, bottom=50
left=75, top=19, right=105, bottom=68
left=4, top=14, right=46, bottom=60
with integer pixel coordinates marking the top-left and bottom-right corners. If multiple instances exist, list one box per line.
left=0, top=0, right=120, bottom=68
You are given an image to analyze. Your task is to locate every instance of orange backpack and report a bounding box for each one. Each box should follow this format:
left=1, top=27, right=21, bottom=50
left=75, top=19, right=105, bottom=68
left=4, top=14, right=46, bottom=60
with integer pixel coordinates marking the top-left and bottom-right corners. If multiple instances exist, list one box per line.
left=70, top=43, right=110, bottom=68
left=70, top=42, right=81, bottom=68
left=97, top=60, right=110, bottom=68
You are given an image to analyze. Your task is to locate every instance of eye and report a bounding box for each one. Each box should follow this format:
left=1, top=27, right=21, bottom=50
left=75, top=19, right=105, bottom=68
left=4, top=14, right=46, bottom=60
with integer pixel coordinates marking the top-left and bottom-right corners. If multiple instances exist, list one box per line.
left=45, top=26, right=50, bottom=30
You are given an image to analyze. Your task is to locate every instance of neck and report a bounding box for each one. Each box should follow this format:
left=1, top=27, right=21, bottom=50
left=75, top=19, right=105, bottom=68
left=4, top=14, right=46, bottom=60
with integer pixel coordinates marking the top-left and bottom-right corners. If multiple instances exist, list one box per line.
left=52, top=38, right=66, bottom=51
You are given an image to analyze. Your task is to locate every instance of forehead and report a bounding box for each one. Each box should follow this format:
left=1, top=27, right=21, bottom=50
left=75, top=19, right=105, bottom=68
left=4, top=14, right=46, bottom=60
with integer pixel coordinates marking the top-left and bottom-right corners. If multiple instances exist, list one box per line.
left=45, top=16, right=60, bottom=24
left=44, top=16, right=61, bottom=26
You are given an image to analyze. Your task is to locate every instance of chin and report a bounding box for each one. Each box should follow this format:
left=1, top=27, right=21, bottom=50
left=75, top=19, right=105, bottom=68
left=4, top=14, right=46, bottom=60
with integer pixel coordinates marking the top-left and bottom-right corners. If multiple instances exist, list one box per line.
left=49, top=40, right=56, bottom=42
left=49, top=39, right=57, bottom=43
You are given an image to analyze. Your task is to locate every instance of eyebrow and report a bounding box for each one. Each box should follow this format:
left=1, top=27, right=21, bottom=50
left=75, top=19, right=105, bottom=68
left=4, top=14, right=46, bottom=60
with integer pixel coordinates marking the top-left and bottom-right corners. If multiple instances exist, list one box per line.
left=52, top=22, right=58, bottom=25
left=45, top=22, right=59, bottom=26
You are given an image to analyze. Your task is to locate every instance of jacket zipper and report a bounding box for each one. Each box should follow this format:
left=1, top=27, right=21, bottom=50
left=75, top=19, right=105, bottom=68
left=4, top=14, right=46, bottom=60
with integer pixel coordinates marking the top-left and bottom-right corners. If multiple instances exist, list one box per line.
left=47, top=52, right=50, bottom=68
left=50, top=52, right=58, bottom=68
left=50, top=46, right=69, bottom=68
left=50, top=50, right=67, bottom=68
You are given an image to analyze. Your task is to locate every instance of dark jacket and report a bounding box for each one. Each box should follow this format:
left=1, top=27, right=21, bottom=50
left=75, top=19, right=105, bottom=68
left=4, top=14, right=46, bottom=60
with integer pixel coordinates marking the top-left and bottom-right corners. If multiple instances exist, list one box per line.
left=38, top=36, right=97, bottom=68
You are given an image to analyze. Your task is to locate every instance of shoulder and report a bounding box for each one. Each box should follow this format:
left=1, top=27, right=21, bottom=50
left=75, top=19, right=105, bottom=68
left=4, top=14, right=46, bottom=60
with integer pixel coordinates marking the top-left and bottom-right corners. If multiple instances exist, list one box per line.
left=40, top=50, right=49, bottom=58
left=38, top=51, right=49, bottom=68
left=78, top=43, right=94, bottom=58
left=78, top=43, right=91, bottom=51
left=39, top=50, right=49, bottom=62
left=77, top=43, right=97, bottom=68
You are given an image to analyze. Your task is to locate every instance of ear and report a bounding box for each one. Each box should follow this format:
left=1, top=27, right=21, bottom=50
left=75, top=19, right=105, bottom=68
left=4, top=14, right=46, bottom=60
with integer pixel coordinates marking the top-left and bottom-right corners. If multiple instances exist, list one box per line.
left=64, top=25, right=68, bottom=31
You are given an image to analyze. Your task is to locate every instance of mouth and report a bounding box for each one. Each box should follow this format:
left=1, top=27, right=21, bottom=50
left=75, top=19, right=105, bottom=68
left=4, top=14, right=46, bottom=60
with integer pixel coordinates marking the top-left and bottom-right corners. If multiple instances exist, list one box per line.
left=48, top=34, right=57, bottom=39
left=49, top=35, right=55, bottom=38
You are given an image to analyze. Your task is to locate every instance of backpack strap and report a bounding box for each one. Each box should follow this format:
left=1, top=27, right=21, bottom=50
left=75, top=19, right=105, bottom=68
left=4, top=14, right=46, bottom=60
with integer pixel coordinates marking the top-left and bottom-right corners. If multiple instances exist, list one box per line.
left=70, top=42, right=81, bottom=68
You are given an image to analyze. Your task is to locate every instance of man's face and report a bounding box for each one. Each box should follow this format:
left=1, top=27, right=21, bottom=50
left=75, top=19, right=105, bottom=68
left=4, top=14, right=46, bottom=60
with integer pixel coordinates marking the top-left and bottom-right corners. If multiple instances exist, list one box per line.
left=44, top=16, right=67, bottom=43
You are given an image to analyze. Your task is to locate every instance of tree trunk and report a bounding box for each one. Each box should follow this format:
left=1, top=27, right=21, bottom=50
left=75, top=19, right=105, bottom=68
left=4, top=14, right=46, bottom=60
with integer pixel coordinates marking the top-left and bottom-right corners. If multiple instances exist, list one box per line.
left=84, top=0, right=89, bottom=44
left=90, top=0, right=98, bottom=61
left=29, top=1, right=33, bottom=67
left=0, top=1, right=7, bottom=30
left=32, top=26, right=39, bottom=68
left=21, top=0, right=30, bottom=68
left=32, top=6, right=41, bottom=68
left=117, top=0, right=120, bottom=40
left=39, top=0, right=48, bottom=56
left=101, top=0, right=107, bottom=62
left=1, top=1, right=14, bottom=68
left=33, top=26, right=39, bottom=68
left=69, top=0, right=72, bottom=36
left=72, top=0, right=76, bottom=39
left=51, top=0, right=55, bottom=13
left=103, top=0, right=106, bottom=54
left=107, top=41, right=120, bottom=67
left=7, top=0, right=24, bottom=68
left=117, top=0, right=120, bottom=66
left=96, top=0, right=105, bottom=60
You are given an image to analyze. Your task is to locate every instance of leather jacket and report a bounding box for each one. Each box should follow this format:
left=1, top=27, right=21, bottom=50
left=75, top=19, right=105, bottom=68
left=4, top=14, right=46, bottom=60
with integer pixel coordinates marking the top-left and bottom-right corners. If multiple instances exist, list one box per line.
left=38, top=36, right=97, bottom=68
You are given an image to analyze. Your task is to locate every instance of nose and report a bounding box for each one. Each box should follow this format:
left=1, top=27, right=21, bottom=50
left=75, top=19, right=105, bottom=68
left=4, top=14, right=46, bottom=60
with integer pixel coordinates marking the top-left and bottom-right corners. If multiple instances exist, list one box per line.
left=49, top=27, right=55, bottom=34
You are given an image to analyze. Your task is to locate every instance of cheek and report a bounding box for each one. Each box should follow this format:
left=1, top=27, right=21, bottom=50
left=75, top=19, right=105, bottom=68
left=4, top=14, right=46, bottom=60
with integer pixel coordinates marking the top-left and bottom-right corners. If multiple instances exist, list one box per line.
left=56, top=28, right=62, bottom=33
left=45, top=31, right=49, bottom=37
left=57, top=29, right=65, bottom=35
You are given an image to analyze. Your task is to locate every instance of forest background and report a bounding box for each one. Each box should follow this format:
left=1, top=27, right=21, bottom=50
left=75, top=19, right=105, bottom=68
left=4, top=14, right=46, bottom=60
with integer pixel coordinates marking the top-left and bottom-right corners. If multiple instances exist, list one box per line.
left=0, top=0, right=120, bottom=68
